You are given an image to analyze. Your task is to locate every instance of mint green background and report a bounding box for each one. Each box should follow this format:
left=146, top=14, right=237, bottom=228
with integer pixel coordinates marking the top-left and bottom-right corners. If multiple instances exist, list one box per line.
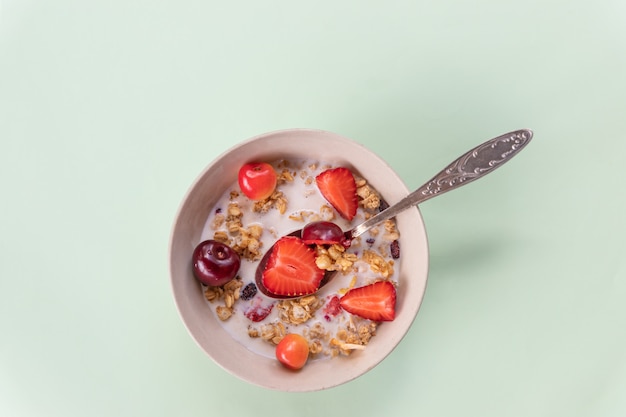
left=2, top=1, right=625, bottom=416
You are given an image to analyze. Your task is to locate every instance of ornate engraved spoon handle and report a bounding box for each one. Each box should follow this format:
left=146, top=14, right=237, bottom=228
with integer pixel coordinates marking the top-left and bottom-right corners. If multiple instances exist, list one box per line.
left=350, top=129, right=533, bottom=238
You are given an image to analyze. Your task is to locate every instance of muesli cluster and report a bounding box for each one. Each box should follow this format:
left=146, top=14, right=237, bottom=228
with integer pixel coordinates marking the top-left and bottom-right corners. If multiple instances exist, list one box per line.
left=192, top=159, right=400, bottom=370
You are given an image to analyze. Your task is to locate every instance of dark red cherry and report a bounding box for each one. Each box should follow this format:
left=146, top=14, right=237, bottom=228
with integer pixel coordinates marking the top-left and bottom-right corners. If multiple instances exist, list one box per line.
left=192, top=240, right=240, bottom=286
left=301, top=221, right=345, bottom=245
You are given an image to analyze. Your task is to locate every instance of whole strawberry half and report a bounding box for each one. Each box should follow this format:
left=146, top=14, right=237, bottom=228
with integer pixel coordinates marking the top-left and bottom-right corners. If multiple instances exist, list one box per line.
left=316, top=167, right=358, bottom=221
left=339, top=281, right=396, bottom=322
left=262, top=236, right=325, bottom=297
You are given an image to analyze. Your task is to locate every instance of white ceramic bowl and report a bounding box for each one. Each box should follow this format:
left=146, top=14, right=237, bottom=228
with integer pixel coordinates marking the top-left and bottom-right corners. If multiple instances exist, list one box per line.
left=169, top=129, right=429, bottom=391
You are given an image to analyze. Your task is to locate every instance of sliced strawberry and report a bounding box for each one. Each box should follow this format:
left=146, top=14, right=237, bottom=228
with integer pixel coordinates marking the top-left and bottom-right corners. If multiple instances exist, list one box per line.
left=316, top=167, right=358, bottom=221
left=339, top=281, right=396, bottom=322
left=262, top=236, right=325, bottom=296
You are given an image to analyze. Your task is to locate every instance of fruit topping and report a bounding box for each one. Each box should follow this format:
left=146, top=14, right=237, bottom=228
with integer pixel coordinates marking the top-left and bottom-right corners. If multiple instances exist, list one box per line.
left=238, top=162, right=278, bottom=201
left=262, top=236, right=325, bottom=297
left=244, top=297, right=274, bottom=322
left=301, top=221, right=345, bottom=245
left=315, top=167, right=358, bottom=221
left=275, top=333, right=310, bottom=370
left=390, top=240, right=400, bottom=259
left=240, top=282, right=258, bottom=301
left=192, top=240, right=241, bottom=287
left=339, top=281, right=396, bottom=322
left=323, top=295, right=342, bottom=321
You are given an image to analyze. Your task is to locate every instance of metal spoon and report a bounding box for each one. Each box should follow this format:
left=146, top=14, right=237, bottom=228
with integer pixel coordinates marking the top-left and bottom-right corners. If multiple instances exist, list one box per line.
left=255, top=128, right=533, bottom=299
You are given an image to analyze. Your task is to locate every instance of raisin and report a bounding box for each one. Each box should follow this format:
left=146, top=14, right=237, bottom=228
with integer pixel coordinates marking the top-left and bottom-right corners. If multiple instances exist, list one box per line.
left=378, top=199, right=389, bottom=212
left=390, top=240, right=400, bottom=259
left=366, top=238, right=375, bottom=247
left=241, top=283, right=257, bottom=301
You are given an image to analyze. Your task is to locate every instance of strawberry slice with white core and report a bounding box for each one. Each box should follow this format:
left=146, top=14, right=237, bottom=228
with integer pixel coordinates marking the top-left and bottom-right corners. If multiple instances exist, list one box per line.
left=316, top=167, right=358, bottom=221
left=339, top=281, right=396, bottom=322
left=262, top=236, right=325, bottom=297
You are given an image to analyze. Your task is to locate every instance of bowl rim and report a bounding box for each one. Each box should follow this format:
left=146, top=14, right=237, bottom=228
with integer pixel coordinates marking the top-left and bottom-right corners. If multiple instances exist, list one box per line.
left=168, top=128, right=430, bottom=391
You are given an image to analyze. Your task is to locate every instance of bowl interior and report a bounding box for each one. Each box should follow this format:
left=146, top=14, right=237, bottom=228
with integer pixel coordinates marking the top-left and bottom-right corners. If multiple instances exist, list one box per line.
left=169, top=129, right=429, bottom=391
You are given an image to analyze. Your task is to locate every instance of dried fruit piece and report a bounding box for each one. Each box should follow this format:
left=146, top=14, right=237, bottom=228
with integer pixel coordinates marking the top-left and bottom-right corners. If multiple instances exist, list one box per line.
left=316, top=167, right=358, bottom=221
left=240, top=283, right=258, bottom=301
left=244, top=298, right=274, bottom=322
left=323, top=295, right=342, bottom=321
left=339, top=281, right=396, bottom=322
left=390, top=240, right=400, bottom=259
left=262, top=236, right=324, bottom=296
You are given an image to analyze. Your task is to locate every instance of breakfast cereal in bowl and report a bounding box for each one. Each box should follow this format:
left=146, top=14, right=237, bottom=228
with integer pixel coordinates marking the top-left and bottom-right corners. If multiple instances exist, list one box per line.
left=169, top=129, right=428, bottom=391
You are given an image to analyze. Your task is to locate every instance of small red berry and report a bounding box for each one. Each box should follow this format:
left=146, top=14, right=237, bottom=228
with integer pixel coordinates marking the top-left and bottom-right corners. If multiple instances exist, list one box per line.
left=192, top=240, right=240, bottom=286
left=238, top=162, right=278, bottom=201
left=276, top=334, right=309, bottom=370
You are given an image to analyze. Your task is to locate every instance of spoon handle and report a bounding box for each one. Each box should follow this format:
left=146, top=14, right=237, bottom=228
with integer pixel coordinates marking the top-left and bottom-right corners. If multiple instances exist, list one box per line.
left=350, top=129, right=533, bottom=238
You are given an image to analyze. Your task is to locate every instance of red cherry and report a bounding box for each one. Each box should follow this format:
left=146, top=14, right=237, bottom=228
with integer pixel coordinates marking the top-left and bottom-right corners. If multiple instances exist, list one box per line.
left=192, top=240, right=240, bottom=286
left=238, top=162, right=278, bottom=201
left=275, top=333, right=309, bottom=370
left=301, top=221, right=349, bottom=246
